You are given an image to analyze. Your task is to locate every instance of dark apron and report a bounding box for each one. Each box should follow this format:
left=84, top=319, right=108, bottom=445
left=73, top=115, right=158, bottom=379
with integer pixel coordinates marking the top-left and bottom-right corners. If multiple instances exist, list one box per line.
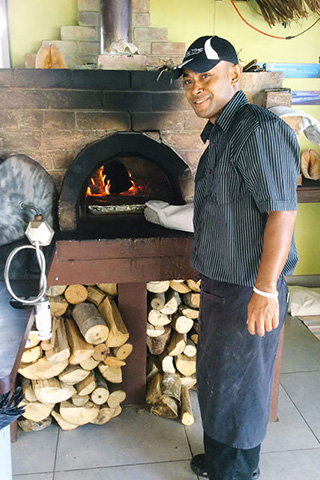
left=197, top=275, right=288, bottom=449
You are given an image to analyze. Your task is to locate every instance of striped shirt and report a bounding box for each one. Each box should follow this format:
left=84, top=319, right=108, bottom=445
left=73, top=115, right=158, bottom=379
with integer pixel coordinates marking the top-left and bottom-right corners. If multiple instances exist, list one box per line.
left=190, top=90, right=300, bottom=287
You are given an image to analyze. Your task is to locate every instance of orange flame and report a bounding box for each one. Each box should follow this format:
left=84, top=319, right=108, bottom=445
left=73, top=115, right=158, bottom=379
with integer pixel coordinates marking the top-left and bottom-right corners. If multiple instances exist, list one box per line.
left=86, top=166, right=146, bottom=197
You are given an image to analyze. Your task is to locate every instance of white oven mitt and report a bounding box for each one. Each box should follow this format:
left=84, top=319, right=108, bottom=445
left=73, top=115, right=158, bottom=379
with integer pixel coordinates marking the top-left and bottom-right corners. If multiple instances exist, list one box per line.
left=144, top=200, right=194, bottom=233
left=269, top=106, right=320, bottom=145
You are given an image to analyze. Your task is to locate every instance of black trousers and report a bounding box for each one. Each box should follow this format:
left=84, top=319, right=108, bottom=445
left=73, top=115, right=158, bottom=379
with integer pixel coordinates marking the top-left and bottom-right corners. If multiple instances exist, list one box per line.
left=204, top=432, right=260, bottom=480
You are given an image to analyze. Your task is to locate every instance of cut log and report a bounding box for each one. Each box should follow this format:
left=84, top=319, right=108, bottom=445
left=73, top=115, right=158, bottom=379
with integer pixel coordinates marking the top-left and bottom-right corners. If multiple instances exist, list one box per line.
left=148, top=309, right=171, bottom=327
left=41, top=339, right=54, bottom=351
left=98, top=364, right=122, bottom=384
left=59, top=365, right=90, bottom=385
left=112, top=405, right=122, bottom=418
left=51, top=410, right=79, bottom=430
left=26, top=332, right=40, bottom=349
left=189, top=328, right=198, bottom=345
left=80, top=357, right=100, bottom=371
left=32, top=378, right=76, bottom=404
left=172, top=314, right=194, bottom=334
left=75, top=371, right=96, bottom=396
left=90, top=404, right=116, bottom=425
left=71, top=393, right=90, bottom=407
left=180, top=374, right=197, bottom=389
left=186, top=279, right=201, bottom=293
left=65, top=318, right=94, bottom=365
left=151, top=396, right=178, bottom=419
left=161, top=372, right=181, bottom=402
left=146, top=373, right=163, bottom=405
left=169, top=280, right=191, bottom=294
left=45, top=285, right=67, bottom=297
left=179, top=304, right=199, bottom=320
left=86, top=285, right=106, bottom=307
left=18, top=358, right=68, bottom=380
left=107, top=386, right=126, bottom=408
left=181, top=385, right=194, bottom=426
left=160, top=290, right=181, bottom=315
left=175, top=354, right=196, bottom=377
left=21, top=345, right=42, bottom=364
left=48, top=295, right=68, bottom=317
left=112, top=343, right=133, bottom=360
left=21, top=377, right=37, bottom=402
left=22, top=399, right=54, bottom=422
left=159, top=351, right=175, bottom=374
left=182, top=292, right=200, bottom=309
left=64, top=284, right=88, bottom=305
left=146, top=281, right=170, bottom=293
left=59, top=400, right=99, bottom=425
left=103, top=354, right=126, bottom=367
left=90, top=370, right=110, bottom=405
left=73, top=302, right=109, bottom=345
left=149, top=292, right=166, bottom=310
left=146, top=325, right=171, bottom=355
left=45, top=318, right=70, bottom=363
left=146, top=355, right=161, bottom=383
left=93, top=343, right=110, bottom=362
left=96, top=283, right=117, bottom=296
left=168, top=331, right=187, bottom=356
left=183, top=338, right=197, bottom=358
left=98, top=296, right=129, bottom=347
left=18, top=416, right=52, bottom=432
left=146, top=323, right=165, bottom=337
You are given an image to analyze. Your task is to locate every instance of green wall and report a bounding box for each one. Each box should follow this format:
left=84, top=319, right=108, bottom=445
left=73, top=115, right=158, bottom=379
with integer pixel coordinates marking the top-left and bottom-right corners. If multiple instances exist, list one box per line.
left=8, top=0, right=78, bottom=68
left=7, top=0, right=320, bottom=275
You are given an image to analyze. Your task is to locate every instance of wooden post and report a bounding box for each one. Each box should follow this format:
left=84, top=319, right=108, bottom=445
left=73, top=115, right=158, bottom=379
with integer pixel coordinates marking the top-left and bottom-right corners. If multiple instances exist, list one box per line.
left=117, top=283, right=147, bottom=404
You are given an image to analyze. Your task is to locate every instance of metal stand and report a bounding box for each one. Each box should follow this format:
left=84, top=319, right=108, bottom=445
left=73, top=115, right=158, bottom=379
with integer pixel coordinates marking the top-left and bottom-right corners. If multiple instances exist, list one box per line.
left=0, top=425, right=13, bottom=480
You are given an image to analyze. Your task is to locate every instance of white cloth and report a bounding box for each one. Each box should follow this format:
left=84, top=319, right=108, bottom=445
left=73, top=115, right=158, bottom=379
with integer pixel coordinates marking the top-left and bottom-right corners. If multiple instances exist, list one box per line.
left=144, top=200, right=194, bottom=232
left=288, top=285, right=320, bottom=316
left=269, top=106, right=320, bottom=145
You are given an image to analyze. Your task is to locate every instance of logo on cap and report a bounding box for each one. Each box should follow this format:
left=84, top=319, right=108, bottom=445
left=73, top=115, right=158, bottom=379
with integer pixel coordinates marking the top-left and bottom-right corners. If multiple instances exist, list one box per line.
left=204, top=38, right=219, bottom=60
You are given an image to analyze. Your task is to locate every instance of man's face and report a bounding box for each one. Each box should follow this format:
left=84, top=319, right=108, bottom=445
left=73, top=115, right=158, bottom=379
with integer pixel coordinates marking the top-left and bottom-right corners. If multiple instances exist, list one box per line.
left=183, top=61, right=239, bottom=123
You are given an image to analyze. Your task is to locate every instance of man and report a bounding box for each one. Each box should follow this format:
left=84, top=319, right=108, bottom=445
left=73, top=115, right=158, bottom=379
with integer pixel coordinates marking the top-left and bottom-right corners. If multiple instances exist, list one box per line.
left=173, top=36, right=300, bottom=480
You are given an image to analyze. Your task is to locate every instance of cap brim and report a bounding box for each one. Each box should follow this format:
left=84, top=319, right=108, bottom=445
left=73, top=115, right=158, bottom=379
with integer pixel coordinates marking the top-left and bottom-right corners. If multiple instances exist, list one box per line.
left=172, top=57, right=221, bottom=80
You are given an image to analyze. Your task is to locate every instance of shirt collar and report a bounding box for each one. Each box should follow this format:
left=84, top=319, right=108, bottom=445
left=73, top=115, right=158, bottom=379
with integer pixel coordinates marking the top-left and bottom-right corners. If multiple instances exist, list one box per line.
left=201, top=90, right=249, bottom=143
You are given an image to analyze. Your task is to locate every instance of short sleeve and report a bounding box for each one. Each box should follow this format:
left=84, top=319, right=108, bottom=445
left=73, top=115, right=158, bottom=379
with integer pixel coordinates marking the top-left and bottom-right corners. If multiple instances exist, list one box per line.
left=237, top=117, right=300, bottom=213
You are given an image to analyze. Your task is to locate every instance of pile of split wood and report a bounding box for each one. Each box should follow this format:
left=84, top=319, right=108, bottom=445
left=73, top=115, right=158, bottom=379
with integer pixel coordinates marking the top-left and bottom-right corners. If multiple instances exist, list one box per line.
left=18, top=283, right=132, bottom=432
left=146, top=279, right=200, bottom=426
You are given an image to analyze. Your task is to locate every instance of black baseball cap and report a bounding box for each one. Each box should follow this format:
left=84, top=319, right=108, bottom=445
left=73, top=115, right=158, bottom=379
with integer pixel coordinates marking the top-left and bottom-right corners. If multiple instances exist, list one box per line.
left=173, top=35, right=238, bottom=78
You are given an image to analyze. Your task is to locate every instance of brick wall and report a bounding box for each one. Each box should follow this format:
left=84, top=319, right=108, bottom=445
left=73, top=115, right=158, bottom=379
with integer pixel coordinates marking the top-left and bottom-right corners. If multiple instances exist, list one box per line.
left=0, top=69, right=204, bottom=195
left=25, top=0, right=185, bottom=69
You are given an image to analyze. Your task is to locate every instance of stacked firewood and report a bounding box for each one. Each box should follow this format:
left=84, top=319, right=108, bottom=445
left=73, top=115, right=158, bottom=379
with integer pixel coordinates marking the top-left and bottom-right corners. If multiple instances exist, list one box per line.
left=17, top=283, right=132, bottom=432
left=145, top=279, right=200, bottom=426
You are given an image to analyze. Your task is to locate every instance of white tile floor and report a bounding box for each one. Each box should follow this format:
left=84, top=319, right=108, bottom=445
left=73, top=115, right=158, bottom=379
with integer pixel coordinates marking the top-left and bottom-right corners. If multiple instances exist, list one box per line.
left=12, top=314, right=320, bottom=480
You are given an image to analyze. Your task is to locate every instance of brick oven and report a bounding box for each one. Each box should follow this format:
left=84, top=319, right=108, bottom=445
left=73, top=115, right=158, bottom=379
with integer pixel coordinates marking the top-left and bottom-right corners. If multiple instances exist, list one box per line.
left=0, top=67, right=286, bottom=413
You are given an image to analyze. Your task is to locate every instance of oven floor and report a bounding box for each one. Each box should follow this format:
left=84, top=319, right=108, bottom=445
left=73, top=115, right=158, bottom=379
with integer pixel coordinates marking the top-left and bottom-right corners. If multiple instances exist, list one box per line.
left=57, top=214, right=193, bottom=240
left=11, top=314, right=320, bottom=479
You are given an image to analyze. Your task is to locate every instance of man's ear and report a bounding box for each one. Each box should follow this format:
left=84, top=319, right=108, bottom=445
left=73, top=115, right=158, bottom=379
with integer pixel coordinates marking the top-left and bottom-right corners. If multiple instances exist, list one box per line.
left=230, top=64, right=242, bottom=85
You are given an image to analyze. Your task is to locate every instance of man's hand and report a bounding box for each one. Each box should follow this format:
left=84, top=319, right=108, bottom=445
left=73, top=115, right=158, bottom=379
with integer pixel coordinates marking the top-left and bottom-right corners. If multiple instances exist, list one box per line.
left=247, top=291, right=279, bottom=336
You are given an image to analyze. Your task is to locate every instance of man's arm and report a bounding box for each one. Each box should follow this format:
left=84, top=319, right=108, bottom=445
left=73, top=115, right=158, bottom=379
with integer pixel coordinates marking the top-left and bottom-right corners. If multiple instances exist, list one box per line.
left=247, top=210, right=297, bottom=337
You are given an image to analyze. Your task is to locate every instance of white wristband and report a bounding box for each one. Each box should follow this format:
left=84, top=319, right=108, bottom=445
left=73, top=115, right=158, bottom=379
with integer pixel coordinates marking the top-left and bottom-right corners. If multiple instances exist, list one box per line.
left=253, top=286, right=278, bottom=298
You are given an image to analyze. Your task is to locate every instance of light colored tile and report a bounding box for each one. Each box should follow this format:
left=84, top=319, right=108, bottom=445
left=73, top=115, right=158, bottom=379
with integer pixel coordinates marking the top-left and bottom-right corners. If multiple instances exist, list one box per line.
left=13, top=474, right=53, bottom=480
left=54, top=460, right=198, bottom=480
left=259, top=448, right=320, bottom=480
left=262, top=385, right=319, bottom=452
left=282, top=318, right=320, bottom=373
left=11, top=424, right=58, bottom=475
left=55, top=406, right=192, bottom=471
left=184, top=390, right=204, bottom=456
left=281, top=371, right=320, bottom=442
